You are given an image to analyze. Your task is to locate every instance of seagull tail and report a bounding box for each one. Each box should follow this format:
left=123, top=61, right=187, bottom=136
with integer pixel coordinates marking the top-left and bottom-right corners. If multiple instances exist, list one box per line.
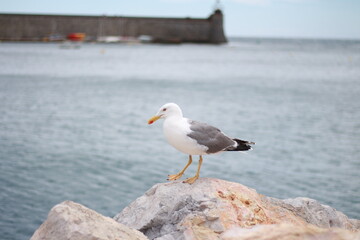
left=227, top=138, right=255, bottom=151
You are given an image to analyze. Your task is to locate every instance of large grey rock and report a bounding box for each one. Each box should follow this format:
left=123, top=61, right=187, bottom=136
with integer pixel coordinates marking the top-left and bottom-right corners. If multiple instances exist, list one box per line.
left=31, top=201, right=148, bottom=240
left=114, top=178, right=359, bottom=240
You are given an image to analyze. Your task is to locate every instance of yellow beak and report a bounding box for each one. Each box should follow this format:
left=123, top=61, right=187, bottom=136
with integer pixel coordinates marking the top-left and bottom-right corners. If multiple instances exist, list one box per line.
left=148, top=115, right=161, bottom=125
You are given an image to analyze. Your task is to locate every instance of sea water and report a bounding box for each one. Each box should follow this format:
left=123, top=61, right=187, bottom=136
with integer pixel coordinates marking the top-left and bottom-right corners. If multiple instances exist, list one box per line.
left=0, top=38, right=359, bottom=239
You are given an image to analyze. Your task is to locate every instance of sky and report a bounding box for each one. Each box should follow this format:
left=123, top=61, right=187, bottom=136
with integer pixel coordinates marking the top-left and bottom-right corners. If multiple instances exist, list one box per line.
left=1, top=0, right=359, bottom=39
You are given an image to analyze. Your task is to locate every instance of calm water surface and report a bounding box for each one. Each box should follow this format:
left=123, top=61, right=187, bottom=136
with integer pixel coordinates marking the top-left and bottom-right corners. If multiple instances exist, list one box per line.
left=0, top=39, right=359, bottom=239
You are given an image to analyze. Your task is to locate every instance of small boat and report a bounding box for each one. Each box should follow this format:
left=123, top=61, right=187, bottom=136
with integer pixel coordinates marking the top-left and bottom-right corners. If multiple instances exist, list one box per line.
left=67, top=33, right=86, bottom=42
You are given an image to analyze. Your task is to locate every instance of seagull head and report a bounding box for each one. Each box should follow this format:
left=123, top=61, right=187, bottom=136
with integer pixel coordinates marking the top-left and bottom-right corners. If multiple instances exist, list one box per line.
left=148, top=103, right=183, bottom=124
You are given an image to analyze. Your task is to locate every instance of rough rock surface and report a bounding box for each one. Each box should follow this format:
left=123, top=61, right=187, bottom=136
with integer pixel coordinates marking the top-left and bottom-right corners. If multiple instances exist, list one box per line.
left=30, top=201, right=148, bottom=240
left=114, top=178, right=359, bottom=240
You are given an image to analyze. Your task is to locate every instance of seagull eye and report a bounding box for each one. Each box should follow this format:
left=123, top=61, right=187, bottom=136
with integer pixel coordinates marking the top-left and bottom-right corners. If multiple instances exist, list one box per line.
left=163, top=108, right=167, bottom=111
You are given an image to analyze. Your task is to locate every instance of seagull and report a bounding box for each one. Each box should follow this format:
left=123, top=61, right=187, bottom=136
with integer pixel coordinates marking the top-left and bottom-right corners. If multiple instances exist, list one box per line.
left=148, top=103, right=255, bottom=184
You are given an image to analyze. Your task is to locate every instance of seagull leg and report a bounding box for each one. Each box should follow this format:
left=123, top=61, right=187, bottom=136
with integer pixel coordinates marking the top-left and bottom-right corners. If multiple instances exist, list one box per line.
left=183, top=155, right=203, bottom=184
left=167, top=155, right=193, bottom=181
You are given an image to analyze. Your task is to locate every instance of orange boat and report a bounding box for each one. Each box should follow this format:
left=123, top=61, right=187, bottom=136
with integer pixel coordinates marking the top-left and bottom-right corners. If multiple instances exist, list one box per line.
left=67, top=33, right=86, bottom=41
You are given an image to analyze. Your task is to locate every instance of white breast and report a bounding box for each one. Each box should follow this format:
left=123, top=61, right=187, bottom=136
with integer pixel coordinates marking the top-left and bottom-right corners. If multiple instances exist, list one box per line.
left=163, top=117, right=208, bottom=155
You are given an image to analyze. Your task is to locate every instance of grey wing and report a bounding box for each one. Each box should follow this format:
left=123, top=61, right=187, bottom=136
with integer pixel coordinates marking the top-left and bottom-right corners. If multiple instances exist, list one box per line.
left=187, top=120, right=235, bottom=154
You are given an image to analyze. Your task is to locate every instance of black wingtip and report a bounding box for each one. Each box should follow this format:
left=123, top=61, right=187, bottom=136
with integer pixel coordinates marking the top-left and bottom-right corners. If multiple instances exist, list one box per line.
left=229, top=138, right=255, bottom=151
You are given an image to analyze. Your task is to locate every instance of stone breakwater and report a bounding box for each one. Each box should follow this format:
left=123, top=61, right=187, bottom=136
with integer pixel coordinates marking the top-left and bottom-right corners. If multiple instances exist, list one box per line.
left=31, top=178, right=360, bottom=240
left=0, top=10, right=226, bottom=44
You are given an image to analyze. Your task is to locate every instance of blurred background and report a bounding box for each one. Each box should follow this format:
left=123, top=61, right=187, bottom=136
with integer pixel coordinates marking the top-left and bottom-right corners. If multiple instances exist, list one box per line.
left=0, top=1, right=360, bottom=239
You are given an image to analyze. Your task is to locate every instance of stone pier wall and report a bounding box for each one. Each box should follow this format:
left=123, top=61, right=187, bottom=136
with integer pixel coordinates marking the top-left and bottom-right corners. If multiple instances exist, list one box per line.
left=0, top=10, right=227, bottom=43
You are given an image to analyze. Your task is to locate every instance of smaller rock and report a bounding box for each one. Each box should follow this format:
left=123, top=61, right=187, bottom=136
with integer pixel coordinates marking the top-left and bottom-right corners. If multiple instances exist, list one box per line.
left=221, top=223, right=360, bottom=240
left=30, top=201, right=148, bottom=240
left=267, top=197, right=360, bottom=231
